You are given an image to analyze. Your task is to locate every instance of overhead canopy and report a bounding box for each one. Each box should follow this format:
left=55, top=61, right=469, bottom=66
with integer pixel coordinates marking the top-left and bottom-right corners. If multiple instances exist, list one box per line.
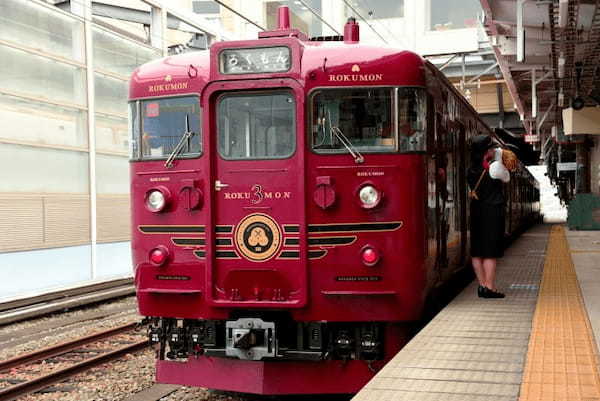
left=480, top=0, right=600, bottom=143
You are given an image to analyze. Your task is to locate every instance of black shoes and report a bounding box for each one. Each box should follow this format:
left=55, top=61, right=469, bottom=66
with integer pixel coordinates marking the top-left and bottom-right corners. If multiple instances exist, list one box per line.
left=478, top=285, right=505, bottom=299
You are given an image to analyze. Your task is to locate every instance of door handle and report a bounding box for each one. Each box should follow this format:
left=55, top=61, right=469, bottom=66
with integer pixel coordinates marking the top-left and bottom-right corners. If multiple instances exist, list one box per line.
left=215, top=180, right=229, bottom=191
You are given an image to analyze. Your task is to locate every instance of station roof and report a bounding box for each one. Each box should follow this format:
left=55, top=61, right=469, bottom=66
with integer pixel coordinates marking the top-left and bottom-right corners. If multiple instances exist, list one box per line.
left=481, top=0, right=600, bottom=143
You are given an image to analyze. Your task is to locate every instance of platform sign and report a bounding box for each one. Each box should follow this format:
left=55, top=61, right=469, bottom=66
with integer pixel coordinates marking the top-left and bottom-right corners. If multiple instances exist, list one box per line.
left=557, top=162, right=577, bottom=176
left=524, top=134, right=540, bottom=143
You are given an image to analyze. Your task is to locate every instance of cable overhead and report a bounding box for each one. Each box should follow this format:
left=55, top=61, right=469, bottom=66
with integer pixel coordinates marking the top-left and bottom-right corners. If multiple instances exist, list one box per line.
left=295, top=0, right=342, bottom=35
left=211, top=0, right=266, bottom=31
left=341, top=0, right=388, bottom=44
left=354, top=0, right=406, bottom=45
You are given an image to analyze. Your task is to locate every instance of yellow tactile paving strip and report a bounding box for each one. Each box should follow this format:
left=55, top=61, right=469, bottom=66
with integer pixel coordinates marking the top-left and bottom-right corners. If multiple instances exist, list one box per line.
left=519, top=225, right=600, bottom=401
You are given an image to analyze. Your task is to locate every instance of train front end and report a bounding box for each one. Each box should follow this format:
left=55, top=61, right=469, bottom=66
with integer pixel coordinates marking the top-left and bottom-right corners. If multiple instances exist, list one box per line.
left=129, top=8, right=428, bottom=395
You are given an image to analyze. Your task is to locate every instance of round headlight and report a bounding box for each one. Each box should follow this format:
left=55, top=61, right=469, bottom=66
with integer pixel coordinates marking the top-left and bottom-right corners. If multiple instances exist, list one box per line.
left=146, top=189, right=166, bottom=212
left=359, top=185, right=381, bottom=208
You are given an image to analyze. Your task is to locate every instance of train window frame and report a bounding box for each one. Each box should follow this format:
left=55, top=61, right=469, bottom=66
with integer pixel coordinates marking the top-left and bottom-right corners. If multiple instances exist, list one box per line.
left=216, top=90, right=297, bottom=161
left=128, top=101, right=140, bottom=161
left=309, top=86, right=427, bottom=155
left=397, top=87, right=427, bottom=153
left=130, top=94, right=203, bottom=162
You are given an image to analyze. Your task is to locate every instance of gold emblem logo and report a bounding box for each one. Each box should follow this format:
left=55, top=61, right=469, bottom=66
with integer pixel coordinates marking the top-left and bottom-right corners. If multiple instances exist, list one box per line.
left=235, top=214, right=282, bottom=262
left=164, top=74, right=172, bottom=82
left=351, top=64, right=360, bottom=72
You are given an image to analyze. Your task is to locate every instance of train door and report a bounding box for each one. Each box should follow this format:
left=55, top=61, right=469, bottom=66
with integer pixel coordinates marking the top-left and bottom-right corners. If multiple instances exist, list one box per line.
left=206, top=79, right=307, bottom=308
left=445, top=124, right=461, bottom=269
left=434, top=113, right=448, bottom=272
left=457, top=124, right=468, bottom=265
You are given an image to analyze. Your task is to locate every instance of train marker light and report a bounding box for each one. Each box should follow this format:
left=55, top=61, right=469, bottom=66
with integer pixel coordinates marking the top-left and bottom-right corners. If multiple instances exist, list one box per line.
left=150, top=246, right=169, bottom=266
left=358, top=185, right=381, bottom=208
left=146, top=188, right=169, bottom=212
left=361, top=246, right=380, bottom=266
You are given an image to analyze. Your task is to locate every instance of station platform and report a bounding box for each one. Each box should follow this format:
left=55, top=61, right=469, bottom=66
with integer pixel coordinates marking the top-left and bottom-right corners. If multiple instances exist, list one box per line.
left=353, top=224, right=600, bottom=401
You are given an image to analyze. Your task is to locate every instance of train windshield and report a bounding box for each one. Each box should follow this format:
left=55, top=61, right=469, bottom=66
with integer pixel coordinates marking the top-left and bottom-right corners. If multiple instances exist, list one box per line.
left=311, top=87, right=426, bottom=153
left=130, top=96, right=202, bottom=160
left=217, top=91, right=295, bottom=160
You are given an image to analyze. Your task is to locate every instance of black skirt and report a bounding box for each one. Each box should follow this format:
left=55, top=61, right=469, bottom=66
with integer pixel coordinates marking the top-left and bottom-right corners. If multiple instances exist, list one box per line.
left=470, top=201, right=505, bottom=258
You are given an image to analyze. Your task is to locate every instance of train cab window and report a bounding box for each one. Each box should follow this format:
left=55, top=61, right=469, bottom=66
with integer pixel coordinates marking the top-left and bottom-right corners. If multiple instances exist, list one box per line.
left=311, top=87, right=426, bottom=154
left=137, top=96, right=202, bottom=160
left=217, top=91, right=295, bottom=160
left=312, top=88, right=395, bottom=153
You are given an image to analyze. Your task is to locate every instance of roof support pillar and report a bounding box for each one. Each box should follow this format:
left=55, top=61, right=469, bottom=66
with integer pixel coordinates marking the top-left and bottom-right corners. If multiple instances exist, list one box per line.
left=439, top=54, right=459, bottom=72
left=151, top=5, right=167, bottom=56
left=537, top=100, right=555, bottom=133
left=532, top=68, right=537, bottom=118
left=517, top=0, right=527, bottom=62
left=466, top=61, right=499, bottom=85
left=460, top=54, right=466, bottom=90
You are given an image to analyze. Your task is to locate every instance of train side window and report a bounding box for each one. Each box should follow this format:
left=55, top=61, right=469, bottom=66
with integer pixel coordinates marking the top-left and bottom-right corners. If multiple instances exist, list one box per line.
left=217, top=91, right=295, bottom=160
left=311, top=87, right=396, bottom=153
left=398, top=88, right=427, bottom=152
left=138, top=96, right=202, bottom=160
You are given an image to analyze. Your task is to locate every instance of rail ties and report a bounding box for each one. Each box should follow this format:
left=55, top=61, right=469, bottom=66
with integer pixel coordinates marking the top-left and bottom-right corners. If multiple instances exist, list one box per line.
left=0, top=322, right=149, bottom=401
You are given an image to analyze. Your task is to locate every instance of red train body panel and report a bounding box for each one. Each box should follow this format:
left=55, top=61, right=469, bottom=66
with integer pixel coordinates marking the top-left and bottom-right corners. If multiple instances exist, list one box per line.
left=129, top=10, right=539, bottom=395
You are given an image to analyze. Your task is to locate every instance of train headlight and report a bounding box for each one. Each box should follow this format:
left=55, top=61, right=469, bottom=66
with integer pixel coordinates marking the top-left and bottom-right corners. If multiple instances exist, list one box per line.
left=146, top=188, right=168, bottom=212
left=358, top=185, right=381, bottom=209
left=150, top=245, right=169, bottom=266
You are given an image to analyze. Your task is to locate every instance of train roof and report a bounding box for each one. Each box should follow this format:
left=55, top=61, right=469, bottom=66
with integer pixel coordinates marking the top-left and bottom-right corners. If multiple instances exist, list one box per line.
left=129, top=39, right=426, bottom=99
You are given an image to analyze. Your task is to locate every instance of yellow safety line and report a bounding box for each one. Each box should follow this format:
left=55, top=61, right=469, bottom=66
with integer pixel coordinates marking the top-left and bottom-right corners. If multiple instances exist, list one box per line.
left=520, top=225, right=600, bottom=401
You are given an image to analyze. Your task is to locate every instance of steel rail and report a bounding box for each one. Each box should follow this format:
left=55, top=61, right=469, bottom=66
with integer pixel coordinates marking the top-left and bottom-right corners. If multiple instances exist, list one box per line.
left=0, top=322, right=138, bottom=372
left=0, top=306, right=136, bottom=349
left=0, top=340, right=148, bottom=401
left=0, top=285, right=135, bottom=326
left=0, top=278, right=133, bottom=312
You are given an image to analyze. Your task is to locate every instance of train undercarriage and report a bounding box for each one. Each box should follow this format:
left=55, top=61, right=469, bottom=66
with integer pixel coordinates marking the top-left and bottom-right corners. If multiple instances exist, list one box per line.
left=147, top=315, right=386, bottom=362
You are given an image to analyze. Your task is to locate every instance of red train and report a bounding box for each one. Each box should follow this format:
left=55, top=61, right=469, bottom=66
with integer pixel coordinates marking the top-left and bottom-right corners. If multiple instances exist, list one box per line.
left=129, top=7, right=539, bottom=395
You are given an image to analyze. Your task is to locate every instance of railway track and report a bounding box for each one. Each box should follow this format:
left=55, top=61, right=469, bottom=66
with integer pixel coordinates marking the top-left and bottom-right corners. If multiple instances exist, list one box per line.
left=0, top=322, right=148, bottom=401
left=0, top=278, right=135, bottom=326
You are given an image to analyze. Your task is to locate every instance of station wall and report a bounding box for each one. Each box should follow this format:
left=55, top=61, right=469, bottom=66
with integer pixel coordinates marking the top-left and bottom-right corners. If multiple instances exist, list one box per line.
left=0, top=0, right=160, bottom=299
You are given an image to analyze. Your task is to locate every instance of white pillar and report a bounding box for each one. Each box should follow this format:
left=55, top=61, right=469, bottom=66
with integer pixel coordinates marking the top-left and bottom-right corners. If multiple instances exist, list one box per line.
left=151, top=5, right=168, bottom=56
left=72, top=0, right=98, bottom=280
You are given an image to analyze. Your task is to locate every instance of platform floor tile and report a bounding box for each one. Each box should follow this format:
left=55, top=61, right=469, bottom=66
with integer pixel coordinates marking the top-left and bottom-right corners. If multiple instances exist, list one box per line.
left=353, top=225, right=549, bottom=401
left=519, top=226, right=600, bottom=401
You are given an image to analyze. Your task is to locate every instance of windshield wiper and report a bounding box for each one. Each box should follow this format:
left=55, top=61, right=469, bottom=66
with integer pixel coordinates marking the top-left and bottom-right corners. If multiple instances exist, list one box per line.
left=326, top=110, right=363, bottom=164
left=165, top=114, right=195, bottom=168
left=331, top=126, right=364, bottom=164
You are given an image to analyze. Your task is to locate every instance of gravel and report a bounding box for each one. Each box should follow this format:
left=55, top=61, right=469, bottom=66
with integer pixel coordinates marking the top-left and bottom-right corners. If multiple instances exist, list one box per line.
left=0, top=297, right=138, bottom=361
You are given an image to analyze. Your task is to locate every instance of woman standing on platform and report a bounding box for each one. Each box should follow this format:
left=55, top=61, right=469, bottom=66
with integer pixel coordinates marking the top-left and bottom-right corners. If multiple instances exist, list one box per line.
left=468, top=135, right=518, bottom=298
